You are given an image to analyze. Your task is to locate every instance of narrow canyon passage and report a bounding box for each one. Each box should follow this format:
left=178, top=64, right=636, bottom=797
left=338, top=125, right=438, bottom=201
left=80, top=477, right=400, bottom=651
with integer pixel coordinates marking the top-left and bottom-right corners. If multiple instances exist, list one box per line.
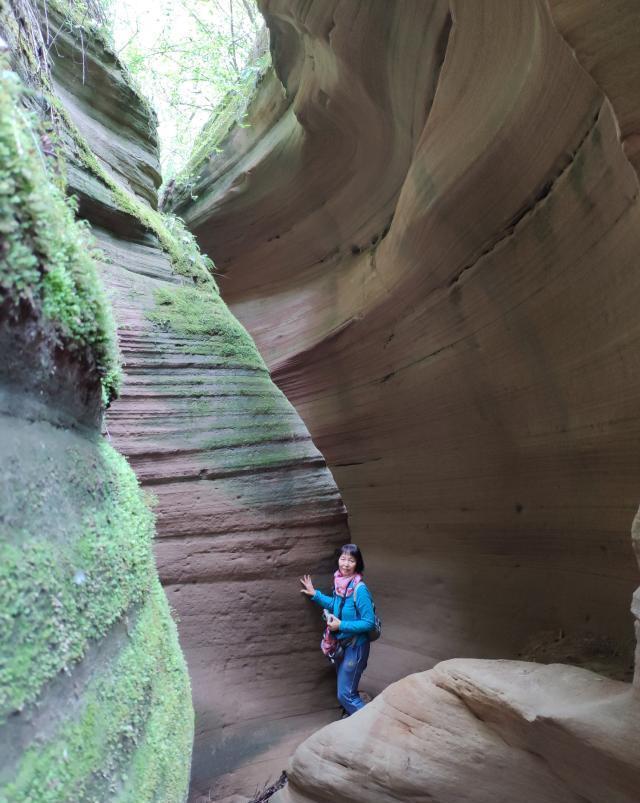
left=3, top=0, right=640, bottom=801
left=4, top=2, right=353, bottom=799
left=98, top=222, right=351, bottom=800
left=171, top=2, right=640, bottom=796
left=174, top=0, right=640, bottom=691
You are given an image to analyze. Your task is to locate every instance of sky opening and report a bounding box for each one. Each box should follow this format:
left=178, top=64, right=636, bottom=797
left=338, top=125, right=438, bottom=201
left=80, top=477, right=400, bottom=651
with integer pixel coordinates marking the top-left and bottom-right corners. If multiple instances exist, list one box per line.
left=110, top=0, right=267, bottom=179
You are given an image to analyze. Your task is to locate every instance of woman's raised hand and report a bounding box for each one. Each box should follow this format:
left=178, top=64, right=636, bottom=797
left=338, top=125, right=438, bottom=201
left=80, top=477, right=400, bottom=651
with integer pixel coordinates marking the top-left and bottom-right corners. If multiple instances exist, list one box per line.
left=299, top=574, right=315, bottom=596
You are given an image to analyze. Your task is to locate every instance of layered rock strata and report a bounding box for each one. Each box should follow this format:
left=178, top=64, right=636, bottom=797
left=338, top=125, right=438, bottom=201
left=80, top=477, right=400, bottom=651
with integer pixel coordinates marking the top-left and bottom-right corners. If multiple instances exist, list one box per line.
left=0, top=61, right=193, bottom=802
left=23, top=3, right=351, bottom=800
left=173, top=0, right=640, bottom=690
left=170, top=0, right=640, bottom=799
left=547, top=0, right=640, bottom=177
left=274, top=658, right=640, bottom=803
left=98, top=230, right=348, bottom=803
left=544, top=0, right=640, bottom=696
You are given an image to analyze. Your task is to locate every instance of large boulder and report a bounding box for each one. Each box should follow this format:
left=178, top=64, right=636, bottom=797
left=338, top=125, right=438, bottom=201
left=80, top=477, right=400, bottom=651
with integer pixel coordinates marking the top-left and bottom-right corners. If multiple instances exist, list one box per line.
left=274, top=659, right=640, bottom=803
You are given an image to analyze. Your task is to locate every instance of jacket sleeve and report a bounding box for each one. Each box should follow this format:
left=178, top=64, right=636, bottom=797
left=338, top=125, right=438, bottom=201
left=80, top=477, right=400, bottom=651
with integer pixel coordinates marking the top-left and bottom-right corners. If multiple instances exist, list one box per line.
left=338, top=584, right=375, bottom=635
left=311, top=589, right=334, bottom=610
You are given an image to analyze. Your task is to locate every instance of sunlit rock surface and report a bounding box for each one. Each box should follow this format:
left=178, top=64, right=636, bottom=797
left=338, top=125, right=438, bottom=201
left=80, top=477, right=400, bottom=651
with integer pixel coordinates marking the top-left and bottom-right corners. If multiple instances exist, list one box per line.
left=34, top=4, right=349, bottom=800
left=174, top=0, right=640, bottom=691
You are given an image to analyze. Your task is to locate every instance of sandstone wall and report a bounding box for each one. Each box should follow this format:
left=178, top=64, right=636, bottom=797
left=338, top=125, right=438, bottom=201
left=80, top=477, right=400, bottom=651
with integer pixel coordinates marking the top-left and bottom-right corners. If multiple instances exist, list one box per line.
left=98, top=228, right=348, bottom=802
left=24, top=3, right=351, bottom=800
left=0, top=57, right=193, bottom=802
left=173, top=0, right=640, bottom=690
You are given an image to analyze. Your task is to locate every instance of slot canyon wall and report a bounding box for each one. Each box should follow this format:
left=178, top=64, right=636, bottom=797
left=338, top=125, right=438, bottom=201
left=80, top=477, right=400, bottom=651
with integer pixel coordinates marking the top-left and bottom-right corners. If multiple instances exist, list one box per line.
left=0, top=19, right=193, bottom=802
left=3, top=0, right=640, bottom=801
left=172, top=0, right=640, bottom=693
left=2, top=1, right=350, bottom=801
left=44, top=5, right=351, bottom=801
left=166, top=0, right=640, bottom=799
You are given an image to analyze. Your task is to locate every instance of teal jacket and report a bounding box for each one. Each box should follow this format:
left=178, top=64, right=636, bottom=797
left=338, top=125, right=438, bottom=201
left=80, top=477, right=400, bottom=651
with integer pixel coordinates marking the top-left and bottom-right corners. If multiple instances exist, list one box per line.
left=312, top=581, right=376, bottom=646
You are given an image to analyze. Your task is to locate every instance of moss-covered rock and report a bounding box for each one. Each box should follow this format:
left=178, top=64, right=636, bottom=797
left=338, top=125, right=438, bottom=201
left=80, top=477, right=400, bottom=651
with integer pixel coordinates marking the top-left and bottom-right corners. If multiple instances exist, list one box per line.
left=0, top=48, right=194, bottom=803
left=147, top=285, right=267, bottom=370
left=1, top=578, right=192, bottom=803
left=0, top=430, right=155, bottom=717
left=0, top=62, right=120, bottom=405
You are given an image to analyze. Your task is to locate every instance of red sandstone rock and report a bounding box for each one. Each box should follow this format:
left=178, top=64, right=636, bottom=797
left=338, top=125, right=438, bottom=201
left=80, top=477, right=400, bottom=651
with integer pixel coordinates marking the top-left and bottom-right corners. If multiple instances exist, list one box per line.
left=173, top=2, right=640, bottom=796
left=274, top=659, right=640, bottom=803
left=42, top=14, right=350, bottom=800
left=95, top=231, right=349, bottom=799
left=176, top=0, right=640, bottom=692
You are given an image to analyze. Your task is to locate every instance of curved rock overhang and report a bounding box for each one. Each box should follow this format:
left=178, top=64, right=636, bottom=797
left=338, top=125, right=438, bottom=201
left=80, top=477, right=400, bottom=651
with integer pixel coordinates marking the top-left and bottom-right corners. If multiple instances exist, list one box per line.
left=174, top=0, right=640, bottom=694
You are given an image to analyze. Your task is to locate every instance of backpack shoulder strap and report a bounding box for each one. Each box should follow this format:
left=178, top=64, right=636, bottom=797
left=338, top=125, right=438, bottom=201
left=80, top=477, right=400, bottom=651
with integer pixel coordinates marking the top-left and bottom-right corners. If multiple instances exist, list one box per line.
left=337, top=578, right=356, bottom=618
left=352, top=581, right=370, bottom=616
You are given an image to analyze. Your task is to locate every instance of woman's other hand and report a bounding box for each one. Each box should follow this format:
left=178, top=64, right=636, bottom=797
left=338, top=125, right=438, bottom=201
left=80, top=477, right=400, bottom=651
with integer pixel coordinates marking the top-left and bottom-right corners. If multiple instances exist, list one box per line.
left=326, top=614, right=341, bottom=632
left=299, top=574, right=315, bottom=596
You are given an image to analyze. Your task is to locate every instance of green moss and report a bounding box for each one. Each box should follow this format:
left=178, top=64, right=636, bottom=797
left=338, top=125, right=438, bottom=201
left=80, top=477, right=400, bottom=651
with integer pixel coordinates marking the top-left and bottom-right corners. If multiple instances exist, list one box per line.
left=51, top=97, right=216, bottom=287
left=171, top=54, right=271, bottom=204
left=147, top=285, right=267, bottom=371
left=51, top=0, right=155, bottom=119
left=0, top=8, right=45, bottom=82
left=227, top=443, right=312, bottom=471
left=187, top=394, right=286, bottom=417
left=201, top=428, right=305, bottom=451
left=42, top=0, right=110, bottom=40
left=119, top=589, right=193, bottom=803
left=0, top=441, right=155, bottom=717
left=139, top=375, right=272, bottom=395
left=0, top=63, right=120, bottom=401
left=0, top=584, right=193, bottom=803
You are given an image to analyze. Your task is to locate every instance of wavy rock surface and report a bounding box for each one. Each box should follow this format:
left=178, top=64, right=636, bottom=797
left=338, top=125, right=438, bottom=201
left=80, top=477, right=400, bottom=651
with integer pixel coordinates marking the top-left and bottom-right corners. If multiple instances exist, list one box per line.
left=175, top=0, right=640, bottom=692
left=548, top=0, right=640, bottom=176
left=274, top=658, right=640, bottom=803
left=31, top=6, right=351, bottom=801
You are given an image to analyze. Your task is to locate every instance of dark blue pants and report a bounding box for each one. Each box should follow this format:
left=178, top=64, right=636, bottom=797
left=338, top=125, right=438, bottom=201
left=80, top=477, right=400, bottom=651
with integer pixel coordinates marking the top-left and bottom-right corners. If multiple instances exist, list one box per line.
left=336, top=639, right=370, bottom=715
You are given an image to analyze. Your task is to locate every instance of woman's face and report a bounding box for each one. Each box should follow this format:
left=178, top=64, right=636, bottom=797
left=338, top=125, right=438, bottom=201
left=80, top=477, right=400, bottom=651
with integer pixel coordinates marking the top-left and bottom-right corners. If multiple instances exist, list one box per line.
left=338, top=551, right=357, bottom=577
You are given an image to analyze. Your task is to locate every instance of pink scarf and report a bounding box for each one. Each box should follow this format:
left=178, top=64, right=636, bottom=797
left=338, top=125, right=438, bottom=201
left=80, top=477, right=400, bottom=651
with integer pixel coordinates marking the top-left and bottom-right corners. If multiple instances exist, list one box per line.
left=334, top=570, right=363, bottom=597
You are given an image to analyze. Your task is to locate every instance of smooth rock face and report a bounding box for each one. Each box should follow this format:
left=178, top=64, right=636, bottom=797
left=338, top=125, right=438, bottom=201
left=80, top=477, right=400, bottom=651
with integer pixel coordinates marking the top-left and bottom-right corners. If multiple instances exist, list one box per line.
left=631, top=510, right=640, bottom=688
left=274, top=659, right=640, bottom=803
left=547, top=0, right=640, bottom=176
left=176, top=0, right=640, bottom=690
left=39, top=8, right=351, bottom=801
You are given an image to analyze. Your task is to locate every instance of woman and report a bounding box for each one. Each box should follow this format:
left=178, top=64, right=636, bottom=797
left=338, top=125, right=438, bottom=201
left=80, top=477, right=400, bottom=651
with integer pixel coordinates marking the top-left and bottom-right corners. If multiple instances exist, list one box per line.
left=300, top=543, right=376, bottom=716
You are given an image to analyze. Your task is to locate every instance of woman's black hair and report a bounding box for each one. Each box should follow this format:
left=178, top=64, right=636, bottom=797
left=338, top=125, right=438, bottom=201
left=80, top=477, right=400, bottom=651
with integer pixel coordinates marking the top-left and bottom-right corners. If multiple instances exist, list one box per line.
left=338, top=543, right=364, bottom=574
